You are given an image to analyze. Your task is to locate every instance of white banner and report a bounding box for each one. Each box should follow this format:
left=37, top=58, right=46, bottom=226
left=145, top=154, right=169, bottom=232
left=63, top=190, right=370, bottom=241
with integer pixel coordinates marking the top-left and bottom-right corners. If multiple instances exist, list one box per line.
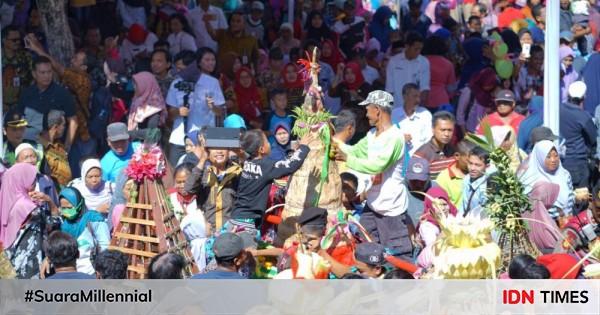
left=0, top=280, right=598, bottom=314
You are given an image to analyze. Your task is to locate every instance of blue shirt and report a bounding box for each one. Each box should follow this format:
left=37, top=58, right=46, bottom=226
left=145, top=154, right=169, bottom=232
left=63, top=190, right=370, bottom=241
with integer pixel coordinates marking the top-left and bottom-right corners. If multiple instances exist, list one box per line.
left=191, top=270, right=245, bottom=279
left=459, top=175, right=488, bottom=218
left=559, top=102, right=597, bottom=165
left=100, top=142, right=140, bottom=182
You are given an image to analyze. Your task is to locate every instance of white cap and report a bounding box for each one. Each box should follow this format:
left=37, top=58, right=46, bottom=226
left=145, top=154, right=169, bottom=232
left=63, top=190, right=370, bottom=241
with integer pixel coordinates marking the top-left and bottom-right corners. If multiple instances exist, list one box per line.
left=280, top=22, right=293, bottom=33
left=251, top=1, right=264, bottom=11
left=568, top=81, right=587, bottom=99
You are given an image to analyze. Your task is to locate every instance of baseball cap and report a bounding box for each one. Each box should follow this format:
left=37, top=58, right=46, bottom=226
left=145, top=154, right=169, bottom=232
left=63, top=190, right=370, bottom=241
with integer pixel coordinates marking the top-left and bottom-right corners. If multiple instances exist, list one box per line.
left=355, top=242, right=385, bottom=266
left=406, top=157, right=430, bottom=181
left=358, top=90, right=394, bottom=108
left=3, top=108, right=28, bottom=128
left=494, top=89, right=515, bottom=103
left=213, top=233, right=244, bottom=260
left=560, top=31, right=574, bottom=42
left=251, top=1, right=264, bottom=11
left=568, top=81, right=586, bottom=99
left=106, top=122, right=130, bottom=142
left=529, top=126, right=558, bottom=145
left=223, top=114, right=247, bottom=129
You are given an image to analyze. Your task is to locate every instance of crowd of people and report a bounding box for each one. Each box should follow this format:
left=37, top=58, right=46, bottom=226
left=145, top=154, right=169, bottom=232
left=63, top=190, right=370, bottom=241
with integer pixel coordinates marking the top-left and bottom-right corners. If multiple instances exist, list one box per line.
left=1, top=0, right=600, bottom=280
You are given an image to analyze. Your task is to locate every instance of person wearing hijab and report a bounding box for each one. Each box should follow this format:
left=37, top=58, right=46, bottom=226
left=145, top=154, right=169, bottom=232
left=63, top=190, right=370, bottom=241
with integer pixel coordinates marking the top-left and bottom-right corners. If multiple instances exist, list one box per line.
left=320, top=39, right=345, bottom=71
left=457, top=67, right=499, bottom=133
left=1, top=163, right=45, bottom=278
left=268, top=121, right=292, bottom=161
left=491, top=125, right=527, bottom=173
left=523, top=181, right=562, bottom=254
left=330, top=61, right=372, bottom=108
left=119, top=23, right=159, bottom=63
left=582, top=53, right=600, bottom=115
left=416, top=187, right=458, bottom=269
left=234, top=66, right=264, bottom=129
left=169, top=163, right=200, bottom=222
left=281, top=63, right=305, bottom=108
left=519, top=140, right=575, bottom=224
left=177, top=130, right=202, bottom=166
left=59, top=187, right=110, bottom=275
left=128, top=71, right=167, bottom=140
left=458, top=37, right=491, bottom=90
left=181, top=211, right=210, bottom=271
left=69, top=158, right=114, bottom=215
left=560, top=46, right=579, bottom=103
left=368, top=6, right=394, bottom=53
left=14, top=143, right=59, bottom=216
left=304, top=11, right=335, bottom=44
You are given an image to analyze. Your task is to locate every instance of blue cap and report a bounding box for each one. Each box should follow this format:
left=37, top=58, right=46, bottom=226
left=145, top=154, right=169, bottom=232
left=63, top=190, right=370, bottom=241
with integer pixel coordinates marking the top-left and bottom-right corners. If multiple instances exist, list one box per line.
left=223, top=114, right=247, bottom=129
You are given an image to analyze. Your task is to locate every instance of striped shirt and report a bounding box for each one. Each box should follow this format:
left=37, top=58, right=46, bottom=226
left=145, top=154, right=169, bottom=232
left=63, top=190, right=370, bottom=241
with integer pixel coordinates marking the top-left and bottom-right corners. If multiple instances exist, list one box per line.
left=413, top=140, right=456, bottom=181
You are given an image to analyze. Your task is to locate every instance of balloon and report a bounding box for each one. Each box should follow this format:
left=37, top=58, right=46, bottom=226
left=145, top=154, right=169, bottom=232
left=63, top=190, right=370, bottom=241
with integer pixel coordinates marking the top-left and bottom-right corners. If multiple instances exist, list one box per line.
left=495, top=60, right=514, bottom=79
left=490, top=32, right=502, bottom=42
left=494, top=43, right=509, bottom=58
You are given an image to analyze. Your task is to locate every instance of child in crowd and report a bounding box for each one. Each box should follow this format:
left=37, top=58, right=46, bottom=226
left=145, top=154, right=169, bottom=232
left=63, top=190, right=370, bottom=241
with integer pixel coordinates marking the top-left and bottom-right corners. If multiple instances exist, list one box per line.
left=460, top=146, right=491, bottom=218
left=227, top=130, right=314, bottom=237
left=435, top=141, right=473, bottom=208
left=263, top=88, right=294, bottom=140
left=169, top=163, right=200, bottom=222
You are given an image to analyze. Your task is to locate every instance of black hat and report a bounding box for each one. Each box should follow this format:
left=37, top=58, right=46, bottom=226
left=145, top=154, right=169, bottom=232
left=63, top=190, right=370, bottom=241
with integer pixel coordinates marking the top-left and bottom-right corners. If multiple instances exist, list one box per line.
left=212, top=233, right=244, bottom=260
left=3, top=108, right=28, bottom=128
left=298, top=207, right=328, bottom=228
left=355, top=242, right=385, bottom=266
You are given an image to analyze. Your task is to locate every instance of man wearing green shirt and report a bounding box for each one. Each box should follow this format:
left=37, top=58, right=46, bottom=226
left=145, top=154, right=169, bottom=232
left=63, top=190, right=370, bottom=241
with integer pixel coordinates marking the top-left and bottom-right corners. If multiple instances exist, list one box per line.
left=334, top=90, right=412, bottom=261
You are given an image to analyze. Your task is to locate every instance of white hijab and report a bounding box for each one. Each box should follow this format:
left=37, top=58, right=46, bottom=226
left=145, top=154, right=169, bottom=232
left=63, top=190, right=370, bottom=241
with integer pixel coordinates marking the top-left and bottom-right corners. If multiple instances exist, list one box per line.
left=71, top=159, right=114, bottom=211
left=519, top=140, right=572, bottom=212
left=180, top=211, right=208, bottom=271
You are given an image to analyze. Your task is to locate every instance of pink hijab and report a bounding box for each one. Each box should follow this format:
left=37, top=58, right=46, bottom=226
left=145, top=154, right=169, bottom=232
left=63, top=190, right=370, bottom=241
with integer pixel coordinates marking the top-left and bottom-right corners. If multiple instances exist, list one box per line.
left=128, top=71, right=167, bottom=131
left=0, top=163, right=38, bottom=248
left=523, top=181, right=562, bottom=252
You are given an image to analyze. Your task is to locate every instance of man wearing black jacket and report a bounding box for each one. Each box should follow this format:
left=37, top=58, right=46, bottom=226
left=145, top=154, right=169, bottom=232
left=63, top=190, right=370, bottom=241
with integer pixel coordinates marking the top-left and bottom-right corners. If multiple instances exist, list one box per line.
left=560, top=81, right=597, bottom=189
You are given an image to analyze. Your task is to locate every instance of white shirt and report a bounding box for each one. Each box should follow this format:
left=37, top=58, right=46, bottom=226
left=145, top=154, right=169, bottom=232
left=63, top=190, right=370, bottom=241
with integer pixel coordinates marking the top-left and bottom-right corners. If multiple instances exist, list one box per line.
left=392, top=105, right=433, bottom=156
left=119, top=32, right=159, bottom=62
left=188, top=5, right=228, bottom=52
left=333, top=16, right=366, bottom=34
left=189, top=74, right=225, bottom=131
left=117, top=0, right=147, bottom=29
left=362, top=65, right=379, bottom=85
left=166, top=77, right=195, bottom=146
left=386, top=52, right=430, bottom=108
left=167, top=32, right=198, bottom=56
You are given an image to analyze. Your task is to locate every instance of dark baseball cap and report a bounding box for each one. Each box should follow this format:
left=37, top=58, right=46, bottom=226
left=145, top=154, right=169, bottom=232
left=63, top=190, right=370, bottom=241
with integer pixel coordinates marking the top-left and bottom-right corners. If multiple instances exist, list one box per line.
left=495, top=89, right=515, bottom=103
left=406, top=157, right=430, bottom=181
left=355, top=242, right=385, bottom=266
left=529, top=126, right=558, bottom=145
left=106, top=122, right=129, bottom=142
left=213, top=233, right=244, bottom=260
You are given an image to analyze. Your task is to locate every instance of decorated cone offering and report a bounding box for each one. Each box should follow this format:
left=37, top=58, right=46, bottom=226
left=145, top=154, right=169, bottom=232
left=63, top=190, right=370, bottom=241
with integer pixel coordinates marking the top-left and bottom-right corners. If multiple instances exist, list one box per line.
left=465, top=123, right=540, bottom=272
left=109, top=130, right=198, bottom=278
left=283, top=48, right=342, bottom=219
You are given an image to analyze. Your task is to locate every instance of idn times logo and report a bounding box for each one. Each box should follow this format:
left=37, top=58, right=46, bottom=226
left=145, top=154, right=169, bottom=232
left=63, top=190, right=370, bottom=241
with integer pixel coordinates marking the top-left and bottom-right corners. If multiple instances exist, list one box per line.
left=502, top=290, right=589, bottom=304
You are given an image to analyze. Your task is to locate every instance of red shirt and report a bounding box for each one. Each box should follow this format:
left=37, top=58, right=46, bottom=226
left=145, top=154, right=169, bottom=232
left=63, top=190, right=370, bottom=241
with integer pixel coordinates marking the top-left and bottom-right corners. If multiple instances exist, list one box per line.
left=476, top=111, right=525, bottom=136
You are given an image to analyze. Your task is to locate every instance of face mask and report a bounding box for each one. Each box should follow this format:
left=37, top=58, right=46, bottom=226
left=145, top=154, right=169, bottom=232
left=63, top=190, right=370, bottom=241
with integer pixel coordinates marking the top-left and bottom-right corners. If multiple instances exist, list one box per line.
left=60, top=207, right=79, bottom=220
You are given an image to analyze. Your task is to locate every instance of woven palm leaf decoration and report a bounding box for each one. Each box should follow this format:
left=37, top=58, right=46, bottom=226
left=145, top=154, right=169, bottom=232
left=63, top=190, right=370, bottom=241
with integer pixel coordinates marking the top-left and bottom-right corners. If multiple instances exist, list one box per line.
left=465, top=122, right=539, bottom=272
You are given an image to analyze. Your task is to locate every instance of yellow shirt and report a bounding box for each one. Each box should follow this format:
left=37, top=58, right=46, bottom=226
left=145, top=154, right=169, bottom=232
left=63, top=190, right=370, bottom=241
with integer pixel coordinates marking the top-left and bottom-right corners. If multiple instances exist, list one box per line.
left=435, top=166, right=465, bottom=208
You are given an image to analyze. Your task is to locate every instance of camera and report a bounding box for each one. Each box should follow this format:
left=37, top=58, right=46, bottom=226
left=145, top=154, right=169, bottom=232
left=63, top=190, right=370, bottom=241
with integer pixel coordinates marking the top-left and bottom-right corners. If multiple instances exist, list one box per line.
left=174, top=80, right=195, bottom=94
left=174, top=80, right=195, bottom=108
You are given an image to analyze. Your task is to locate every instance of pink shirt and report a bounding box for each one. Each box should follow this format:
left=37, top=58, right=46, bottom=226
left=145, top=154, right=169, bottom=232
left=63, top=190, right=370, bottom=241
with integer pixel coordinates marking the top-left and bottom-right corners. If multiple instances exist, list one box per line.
left=426, top=56, right=456, bottom=109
